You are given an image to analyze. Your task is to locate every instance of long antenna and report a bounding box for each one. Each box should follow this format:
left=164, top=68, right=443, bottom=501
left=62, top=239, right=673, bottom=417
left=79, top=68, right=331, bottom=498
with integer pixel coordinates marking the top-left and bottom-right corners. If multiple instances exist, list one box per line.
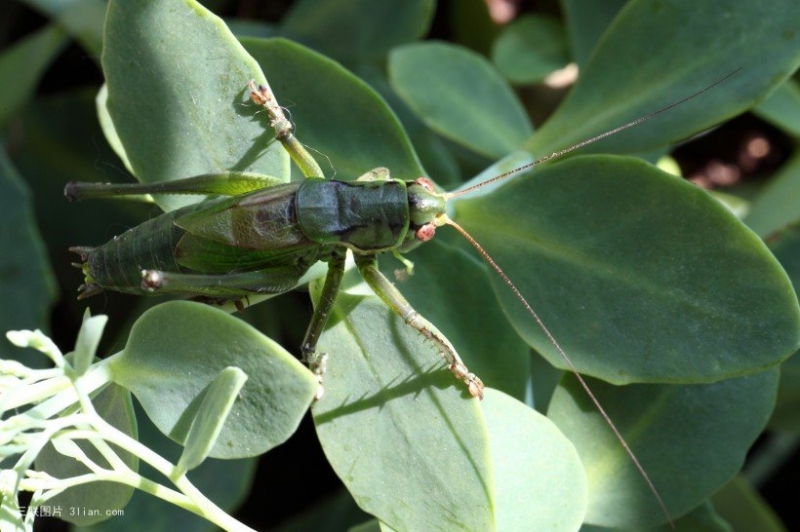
left=435, top=69, right=743, bottom=527
left=448, top=67, right=742, bottom=199
left=445, top=216, right=674, bottom=527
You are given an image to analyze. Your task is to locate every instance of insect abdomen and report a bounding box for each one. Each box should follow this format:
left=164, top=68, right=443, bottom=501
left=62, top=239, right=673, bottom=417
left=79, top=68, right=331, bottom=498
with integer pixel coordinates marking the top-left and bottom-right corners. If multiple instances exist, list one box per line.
left=74, top=209, right=186, bottom=296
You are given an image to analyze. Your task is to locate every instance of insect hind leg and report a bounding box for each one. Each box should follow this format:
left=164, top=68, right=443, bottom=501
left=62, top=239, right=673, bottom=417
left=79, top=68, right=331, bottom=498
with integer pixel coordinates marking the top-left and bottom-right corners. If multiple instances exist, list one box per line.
left=354, top=254, right=484, bottom=399
left=139, top=265, right=304, bottom=297
left=300, top=250, right=347, bottom=400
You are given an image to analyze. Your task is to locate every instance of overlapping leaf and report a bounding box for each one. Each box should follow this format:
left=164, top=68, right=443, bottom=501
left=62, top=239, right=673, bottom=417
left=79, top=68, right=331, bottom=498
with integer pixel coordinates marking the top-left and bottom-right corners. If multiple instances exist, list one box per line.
left=102, top=0, right=288, bottom=211
left=112, top=301, right=317, bottom=459
left=454, top=156, right=799, bottom=384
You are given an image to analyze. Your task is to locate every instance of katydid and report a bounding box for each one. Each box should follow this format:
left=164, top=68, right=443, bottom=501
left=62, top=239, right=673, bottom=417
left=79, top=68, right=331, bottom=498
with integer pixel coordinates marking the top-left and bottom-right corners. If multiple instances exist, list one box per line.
left=65, top=71, right=737, bottom=525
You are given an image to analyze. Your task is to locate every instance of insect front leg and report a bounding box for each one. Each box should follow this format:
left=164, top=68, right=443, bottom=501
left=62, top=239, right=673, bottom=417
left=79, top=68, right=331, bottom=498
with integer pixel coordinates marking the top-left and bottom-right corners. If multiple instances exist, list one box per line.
left=354, top=254, right=484, bottom=400
left=301, top=249, right=347, bottom=400
left=248, top=80, right=324, bottom=179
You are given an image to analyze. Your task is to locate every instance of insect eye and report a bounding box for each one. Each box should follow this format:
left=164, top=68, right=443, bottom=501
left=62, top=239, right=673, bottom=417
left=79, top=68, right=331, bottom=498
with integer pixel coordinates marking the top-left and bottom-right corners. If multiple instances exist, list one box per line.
left=414, top=177, right=435, bottom=191
left=415, top=223, right=436, bottom=241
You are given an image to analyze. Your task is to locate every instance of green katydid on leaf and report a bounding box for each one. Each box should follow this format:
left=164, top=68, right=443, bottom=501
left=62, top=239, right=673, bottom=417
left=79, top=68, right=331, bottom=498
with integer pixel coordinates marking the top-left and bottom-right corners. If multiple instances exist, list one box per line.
left=50, top=0, right=800, bottom=530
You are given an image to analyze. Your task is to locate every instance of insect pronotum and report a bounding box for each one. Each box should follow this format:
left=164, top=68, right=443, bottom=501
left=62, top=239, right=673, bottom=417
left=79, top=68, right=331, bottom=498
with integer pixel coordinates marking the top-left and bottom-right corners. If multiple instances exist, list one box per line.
left=65, top=69, right=739, bottom=526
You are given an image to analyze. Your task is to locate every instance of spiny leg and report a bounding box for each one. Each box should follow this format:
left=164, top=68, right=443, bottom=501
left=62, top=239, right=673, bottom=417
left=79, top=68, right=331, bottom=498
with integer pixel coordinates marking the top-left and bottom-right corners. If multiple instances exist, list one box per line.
left=301, top=249, right=347, bottom=399
left=248, top=80, right=324, bottom=179
left=354, top=254, right=484, bottom=399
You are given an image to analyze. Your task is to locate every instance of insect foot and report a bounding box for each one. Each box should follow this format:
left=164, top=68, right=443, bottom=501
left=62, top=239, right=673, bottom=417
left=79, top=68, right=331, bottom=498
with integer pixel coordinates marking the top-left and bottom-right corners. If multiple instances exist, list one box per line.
left=449, top=362, right=485, bottom=400
left=402, top=311, right=485, bottom=400
left=302, top=345, right=328, bottom=401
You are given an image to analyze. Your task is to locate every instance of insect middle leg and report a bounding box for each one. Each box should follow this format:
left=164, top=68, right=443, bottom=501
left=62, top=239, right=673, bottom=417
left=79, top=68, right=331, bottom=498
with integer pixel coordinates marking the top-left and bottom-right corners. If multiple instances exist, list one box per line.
left=301, top=249, right=347, bottom=399
left=354, top=254, right=484, bottom=399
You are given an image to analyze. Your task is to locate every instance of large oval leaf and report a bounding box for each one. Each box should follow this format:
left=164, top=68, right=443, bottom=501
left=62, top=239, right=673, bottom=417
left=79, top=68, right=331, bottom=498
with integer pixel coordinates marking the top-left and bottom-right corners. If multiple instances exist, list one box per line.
left=528, top=0, right=800, bottom=158
left=581, top=501, right=733, bottom=532
left=711, top=475, right=786, bottom=532
left=454, top=155, right=799, bottom=384
left=110, top=301, right=317, bottom=458
left=281, top=0, right=433, bottom=60
left=560, top=0, right=627, bottom=67
left=765, top=223, right=800, bottom=433
left=483, top=389, right=587, bottom=531
left=548, top=369, right=779, bottom=529
left=745, top=153, right=800, bottom=238
left=312, top=291, right=493, bottom=531
left=0, top=151, right=57, bottom=365
left=491, top=15, right=570, bottom=84
left=389, top=41, right=533, bottom=159
left=753, top=79, right=800, bottom=138
left=103, top=0, right=289, bottom=211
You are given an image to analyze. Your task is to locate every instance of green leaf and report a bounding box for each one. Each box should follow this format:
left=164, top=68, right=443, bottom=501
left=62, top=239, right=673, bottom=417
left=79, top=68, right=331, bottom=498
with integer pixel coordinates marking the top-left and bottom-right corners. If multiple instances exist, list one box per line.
left=769, top=223, right=800, bottom=311
left=102, top=0, right=289, bottom=211
left=753, top=78, right=800, bottom=137
left=527, top=0, right=800, bottom=158
left=21, top=0, right=106, bottom=58
left=482, top=389, right=587, bottom=530
left=389, top=41, right=533, bottom=159
left=95, top=84, right=133, bottom=173
left=448, top=0, right=497, bottom=56
left=281, top=0, right=434, bottom=61
left=711, top=476, right=786, bottom=532
left=771, top=352, right=800, bottom=432
left=111, top=301, right=317, bottom=458
left=312, top=291, right=493, bottom=531
left=455, top=155, right=799, bottom=384
left=177, top=366, right=248, bottom=473
left=528, top=347, right=563, bottom=414
left=549, top=368, right=779, bottom=529
left=560, top=0, right=627, bottom=67
left=72, top=309, right=107, bottom=376
left=35, top=384, right=138, bottom=527
left=746, top=153, right=800, bottom=237
left=765, top=222, right=800, bottom=432
left=0, top=24, right=67, bottom=129
left=449, top=150, right=535, bottom=199
left=242, top=38, right=423, bottom=181
left=581, top=501, right=734, bottom=532
left=491, top=15, right=570, bottom=84
left=0, top=151, right=57, bottom=364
